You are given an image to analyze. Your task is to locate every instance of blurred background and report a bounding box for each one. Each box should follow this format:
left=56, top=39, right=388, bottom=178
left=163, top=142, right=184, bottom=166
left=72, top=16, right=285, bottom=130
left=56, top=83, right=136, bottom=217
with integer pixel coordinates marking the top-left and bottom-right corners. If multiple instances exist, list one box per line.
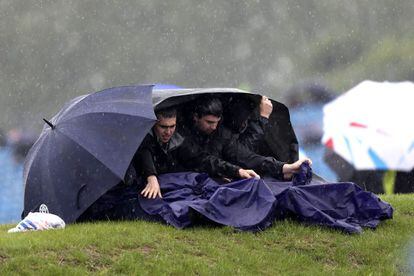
left=1, top=0, right=414, bottom=223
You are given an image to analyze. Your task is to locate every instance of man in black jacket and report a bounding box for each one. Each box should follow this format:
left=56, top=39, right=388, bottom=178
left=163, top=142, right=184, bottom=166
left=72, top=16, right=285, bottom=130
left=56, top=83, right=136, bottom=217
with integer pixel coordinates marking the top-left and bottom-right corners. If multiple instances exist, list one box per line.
left=134, top=107, right=260, bottom=199
left=183, top=96, right=311, bottom=180
left=225, top=95, right=273, bottom=154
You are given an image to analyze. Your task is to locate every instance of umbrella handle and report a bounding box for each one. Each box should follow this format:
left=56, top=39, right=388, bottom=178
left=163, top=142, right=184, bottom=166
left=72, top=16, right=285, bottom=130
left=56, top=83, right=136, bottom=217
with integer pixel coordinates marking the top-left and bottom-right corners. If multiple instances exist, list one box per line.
left=77, top=184, right=87, bottom=209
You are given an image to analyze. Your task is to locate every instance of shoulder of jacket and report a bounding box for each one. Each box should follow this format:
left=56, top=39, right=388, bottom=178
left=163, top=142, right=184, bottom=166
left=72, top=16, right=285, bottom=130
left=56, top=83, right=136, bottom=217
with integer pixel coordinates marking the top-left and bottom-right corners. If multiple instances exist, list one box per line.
left=139, top=133, right=157, bottom=148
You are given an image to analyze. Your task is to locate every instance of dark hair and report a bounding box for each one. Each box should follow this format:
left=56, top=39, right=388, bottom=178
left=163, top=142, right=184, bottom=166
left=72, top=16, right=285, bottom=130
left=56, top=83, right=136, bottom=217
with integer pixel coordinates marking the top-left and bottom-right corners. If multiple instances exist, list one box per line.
left=155, top=107, right=177, bottom=119
left=194, top=97, right=223, bottom=118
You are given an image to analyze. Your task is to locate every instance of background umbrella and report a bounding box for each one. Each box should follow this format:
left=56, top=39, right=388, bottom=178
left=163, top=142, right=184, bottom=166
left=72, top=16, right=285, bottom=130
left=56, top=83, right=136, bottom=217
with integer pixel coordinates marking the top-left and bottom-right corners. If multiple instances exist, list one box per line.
left=23, top=85, right=156, bottom=223
left=322, top=80, right=414, bottom=171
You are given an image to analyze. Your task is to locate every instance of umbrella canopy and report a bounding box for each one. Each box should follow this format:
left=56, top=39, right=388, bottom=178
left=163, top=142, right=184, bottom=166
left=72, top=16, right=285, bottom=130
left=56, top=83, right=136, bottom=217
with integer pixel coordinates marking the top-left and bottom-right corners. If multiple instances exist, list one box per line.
left=153, top=88, right=299, bottom=163
left=23, top=85, right=156, bottom=223
left=153, top=83, right=182, bottom=89
left=23, top=86, right=299, bottom=223
left=322, top=80, right=414, bottom=171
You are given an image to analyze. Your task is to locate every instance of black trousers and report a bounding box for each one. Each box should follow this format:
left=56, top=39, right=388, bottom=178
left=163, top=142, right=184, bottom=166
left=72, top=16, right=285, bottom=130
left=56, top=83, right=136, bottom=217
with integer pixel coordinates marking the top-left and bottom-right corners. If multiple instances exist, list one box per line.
left=394, top=170, right=414, bottom=194
left=77, top=183, right=162, bottom=223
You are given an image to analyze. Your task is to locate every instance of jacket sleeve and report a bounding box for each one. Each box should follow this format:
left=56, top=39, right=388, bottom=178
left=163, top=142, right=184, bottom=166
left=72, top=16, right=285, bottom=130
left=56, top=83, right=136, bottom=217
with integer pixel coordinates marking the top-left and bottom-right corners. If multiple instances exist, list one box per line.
left=138, top=148, right=158, bottom=178
left=177, top=138, right=241, bottom=179
left=198, top=154, right=241, bottom=179
left=133, top=135, right=158, bottom=178
left=238, top=116, right=268, bottom=152
left=223, top=135, right=286, bottom=180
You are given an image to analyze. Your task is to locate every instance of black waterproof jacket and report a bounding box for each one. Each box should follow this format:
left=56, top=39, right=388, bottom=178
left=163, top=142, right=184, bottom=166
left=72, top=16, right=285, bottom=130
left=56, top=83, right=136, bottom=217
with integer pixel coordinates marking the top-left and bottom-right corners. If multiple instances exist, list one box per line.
left=181, top=124, right=286, bottom=179
left=134, top=130, right=242, bottom=179
left=238, top=115, right=269, bottom=154
left=133, top=131, right=186, bottom=178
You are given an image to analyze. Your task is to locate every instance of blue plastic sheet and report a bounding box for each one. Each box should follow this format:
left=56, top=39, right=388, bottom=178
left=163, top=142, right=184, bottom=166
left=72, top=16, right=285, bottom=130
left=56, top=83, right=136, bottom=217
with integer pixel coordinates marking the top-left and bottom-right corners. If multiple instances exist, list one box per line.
left=139, top=164, right=393, bottom=233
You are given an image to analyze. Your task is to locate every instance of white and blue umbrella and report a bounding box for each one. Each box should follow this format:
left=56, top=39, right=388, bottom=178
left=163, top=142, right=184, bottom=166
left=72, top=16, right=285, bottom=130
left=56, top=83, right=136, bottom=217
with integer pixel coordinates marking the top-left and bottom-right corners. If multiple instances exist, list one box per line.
left=322, top=80, right=414, bottom=171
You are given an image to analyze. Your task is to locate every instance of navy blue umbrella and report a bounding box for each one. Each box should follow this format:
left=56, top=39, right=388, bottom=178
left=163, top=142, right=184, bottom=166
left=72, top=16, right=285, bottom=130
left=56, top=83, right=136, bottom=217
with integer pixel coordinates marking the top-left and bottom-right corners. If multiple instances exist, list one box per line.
left=23, top=85, right=156, bottom=223
left=153, top=83, right=182, bottom=89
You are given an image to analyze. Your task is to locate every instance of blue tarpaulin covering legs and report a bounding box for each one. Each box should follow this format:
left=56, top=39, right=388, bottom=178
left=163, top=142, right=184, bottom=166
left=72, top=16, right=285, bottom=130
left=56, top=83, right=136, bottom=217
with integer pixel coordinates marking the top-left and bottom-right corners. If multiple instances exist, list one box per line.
left=139, top=173, right=277, bottom=231
left=136, top=164, right=392, bottom=233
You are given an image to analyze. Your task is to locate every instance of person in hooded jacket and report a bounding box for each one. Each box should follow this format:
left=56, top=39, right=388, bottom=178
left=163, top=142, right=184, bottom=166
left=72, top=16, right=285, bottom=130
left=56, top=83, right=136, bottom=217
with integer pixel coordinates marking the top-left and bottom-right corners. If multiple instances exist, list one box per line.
left=225, top=95, right=273, bottom=155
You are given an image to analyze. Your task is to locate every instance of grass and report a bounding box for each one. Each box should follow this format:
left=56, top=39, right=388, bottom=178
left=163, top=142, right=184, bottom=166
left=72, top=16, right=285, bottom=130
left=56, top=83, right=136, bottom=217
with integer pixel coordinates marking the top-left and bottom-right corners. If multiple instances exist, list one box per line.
left=1, top=194, right=413, bottom=275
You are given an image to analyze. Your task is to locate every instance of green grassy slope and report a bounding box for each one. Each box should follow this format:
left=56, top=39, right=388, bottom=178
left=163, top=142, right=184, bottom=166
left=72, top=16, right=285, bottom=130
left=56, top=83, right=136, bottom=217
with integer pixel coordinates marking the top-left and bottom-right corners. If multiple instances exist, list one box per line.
left=0, top=194, right=413, bottom=275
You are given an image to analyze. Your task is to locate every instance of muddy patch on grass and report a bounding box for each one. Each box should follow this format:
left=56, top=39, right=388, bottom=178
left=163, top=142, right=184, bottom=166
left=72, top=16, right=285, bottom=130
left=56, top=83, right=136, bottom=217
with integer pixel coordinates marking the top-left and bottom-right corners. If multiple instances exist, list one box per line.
left=139, top=245, right=153, bottom=255
left=0, top=254, right=8, bottom=263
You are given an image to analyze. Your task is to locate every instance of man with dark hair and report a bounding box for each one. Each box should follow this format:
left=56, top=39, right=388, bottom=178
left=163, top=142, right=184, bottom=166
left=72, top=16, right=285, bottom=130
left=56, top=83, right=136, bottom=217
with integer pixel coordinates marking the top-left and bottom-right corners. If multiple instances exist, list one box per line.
left=134, top=106, right=259, bottom=198
left=192, top=97, right=223, bottom=136
left=185, top=96, right=311, bottom=180
left=133, top=107, right=183, bottom=198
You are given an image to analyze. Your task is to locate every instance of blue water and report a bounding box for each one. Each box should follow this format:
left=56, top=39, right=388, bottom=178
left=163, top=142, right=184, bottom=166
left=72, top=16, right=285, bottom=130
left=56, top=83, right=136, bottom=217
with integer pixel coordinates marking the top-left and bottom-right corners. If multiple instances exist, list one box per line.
left=0, top=147, right=24, bottom=224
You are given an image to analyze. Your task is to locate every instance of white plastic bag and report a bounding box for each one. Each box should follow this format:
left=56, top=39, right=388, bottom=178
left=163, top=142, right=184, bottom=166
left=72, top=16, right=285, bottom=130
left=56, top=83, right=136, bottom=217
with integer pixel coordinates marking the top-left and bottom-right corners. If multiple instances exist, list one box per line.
left=8, top=210, right=65, bottom=233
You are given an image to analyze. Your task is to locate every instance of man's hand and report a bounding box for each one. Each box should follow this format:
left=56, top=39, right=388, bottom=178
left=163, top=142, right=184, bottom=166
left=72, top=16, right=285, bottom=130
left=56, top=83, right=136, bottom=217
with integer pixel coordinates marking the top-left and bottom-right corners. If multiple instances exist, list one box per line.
left=282, top=158, right=312, bottom=180
left=141, top=175, right=162, bottom=199
left=238, top=169, right=260, bottom=179
left=260, top=96, right=273, bottom=119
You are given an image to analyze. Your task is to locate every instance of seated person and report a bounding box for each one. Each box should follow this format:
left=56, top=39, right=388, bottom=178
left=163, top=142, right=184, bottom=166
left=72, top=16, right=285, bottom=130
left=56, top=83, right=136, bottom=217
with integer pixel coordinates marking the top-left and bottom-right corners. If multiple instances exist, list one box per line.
left=181, top=96, right=311, bottom=181
left=226, top=95, right=273, bottom=153
left=226, top=95, right=327, bottom=182
left=133, top=107, right=260, bottom=199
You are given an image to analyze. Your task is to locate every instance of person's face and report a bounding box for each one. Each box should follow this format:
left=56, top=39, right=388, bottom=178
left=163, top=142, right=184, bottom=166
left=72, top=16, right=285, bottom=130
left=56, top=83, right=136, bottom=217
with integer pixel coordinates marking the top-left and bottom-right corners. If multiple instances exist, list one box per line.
left=153, top=116, right=176, bottom=143
left=194, top=114, right=221, bottom=135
